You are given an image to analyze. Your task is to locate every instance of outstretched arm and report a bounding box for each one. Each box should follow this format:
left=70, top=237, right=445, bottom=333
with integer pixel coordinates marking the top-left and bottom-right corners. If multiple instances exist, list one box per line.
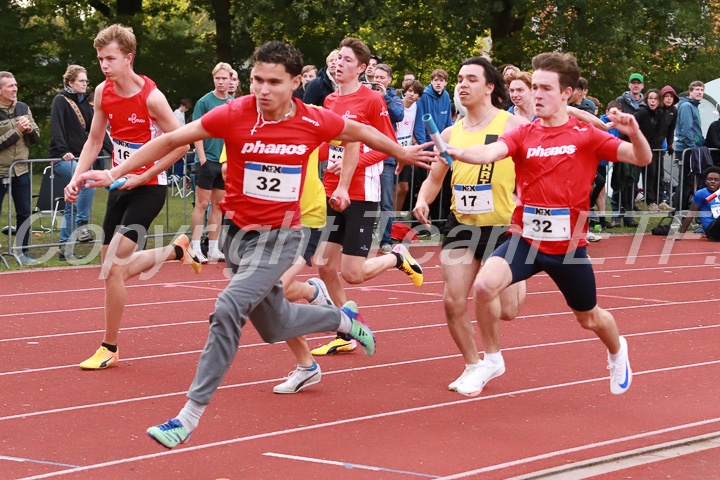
left=445, top=140, right=510, bottom=166
left=608, top=110, right=652, bottom=167
left=568, top=106, right=610, bottom=131
left=76, top=120, right=210, bottom=189
left=334, top=119, right=436, bottom=170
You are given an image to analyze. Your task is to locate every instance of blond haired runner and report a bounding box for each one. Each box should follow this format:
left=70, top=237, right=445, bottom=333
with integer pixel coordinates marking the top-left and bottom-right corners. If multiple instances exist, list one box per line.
left=191, top=62, right=233, bottom=263
left=64, top=24, right=200, bottom=370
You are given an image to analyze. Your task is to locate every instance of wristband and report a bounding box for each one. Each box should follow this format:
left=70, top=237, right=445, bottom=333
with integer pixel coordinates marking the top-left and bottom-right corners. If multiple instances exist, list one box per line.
left=105, top=169, right=115, bottom=182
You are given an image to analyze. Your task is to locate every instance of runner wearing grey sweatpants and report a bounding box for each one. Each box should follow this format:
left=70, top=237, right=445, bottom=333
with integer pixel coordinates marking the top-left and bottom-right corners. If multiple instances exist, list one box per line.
left=77, top=41, right=435, bottom=449
left=187, top=226, right=342, bottom=405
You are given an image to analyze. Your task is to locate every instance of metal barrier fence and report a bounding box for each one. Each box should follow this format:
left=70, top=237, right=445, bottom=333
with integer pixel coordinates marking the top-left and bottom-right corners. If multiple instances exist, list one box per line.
left=1, top=154, right=195, bottom=267
left=391, top=147, right=720, bottom=230
left=2, top=147, right=719, bottom=267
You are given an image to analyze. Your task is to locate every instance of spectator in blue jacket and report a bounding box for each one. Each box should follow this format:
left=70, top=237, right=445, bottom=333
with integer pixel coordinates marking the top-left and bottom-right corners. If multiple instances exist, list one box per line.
left=412, top=69, right=452, bottom=225
left=674, top=81, right=705, bottom=210
left=372, top=64, right=404, bottom=253
left=413, top=68, right=452, bottom=145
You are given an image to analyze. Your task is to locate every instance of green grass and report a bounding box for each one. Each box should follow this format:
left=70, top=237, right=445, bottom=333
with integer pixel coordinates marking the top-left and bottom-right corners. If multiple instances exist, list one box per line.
left=0, top=175, right=687, bottom=270
left=0, top=173, right=196, bottom=269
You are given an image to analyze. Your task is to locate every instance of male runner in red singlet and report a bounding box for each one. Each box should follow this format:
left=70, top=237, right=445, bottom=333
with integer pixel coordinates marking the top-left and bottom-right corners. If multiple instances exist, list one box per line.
left=64, top=24, right=201, bottom=370
left=445, top=52, right=651, bottom=397
left=311, top=37, right=424, bottom=355
left=76, top=40, right=434, bottom=448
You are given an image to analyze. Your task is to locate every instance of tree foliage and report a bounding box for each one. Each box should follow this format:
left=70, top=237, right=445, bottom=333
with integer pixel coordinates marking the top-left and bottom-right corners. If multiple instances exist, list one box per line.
left=3, top=0, right=719, bottom=114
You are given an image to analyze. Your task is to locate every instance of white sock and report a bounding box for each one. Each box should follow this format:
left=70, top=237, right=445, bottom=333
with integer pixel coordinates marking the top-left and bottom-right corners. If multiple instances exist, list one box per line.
left=176, top=398, right=206, bottom=434
left=466, top=363, right=481, bottom=370
left=191, top=240, right=201, bottom=253
left=484, top=352, right=504, bottom=367
left=337, top=310, right=352, bottom=333
left=209, top=240, right=218, bottom=253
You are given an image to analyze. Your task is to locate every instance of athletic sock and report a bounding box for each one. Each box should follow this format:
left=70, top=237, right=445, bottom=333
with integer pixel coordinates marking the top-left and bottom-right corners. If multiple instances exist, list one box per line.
left=300, top=362, right=318, bottom=372
left=176, top=398, right=206, bottom=434
left=208, top=240, right=218, bottom=253
left=337, top=310, right=352, bottom=334
left=192, top=240, right=201, bottom=253
left=392, top=252, right=403, bottom=269
left=466, top=363, right=482, bottom=370
left=101, top=342, right=118, bottom=353
left=309, top=283, right=320, bottom=303
left=484, top=352, right=504, bottom=367
left=173, top=245, right=184, bottom=260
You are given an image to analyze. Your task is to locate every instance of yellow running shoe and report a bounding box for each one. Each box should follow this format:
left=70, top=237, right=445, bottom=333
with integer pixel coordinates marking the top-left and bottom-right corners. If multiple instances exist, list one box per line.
left=392, top=244, right=423, bottom=287
left=172, top=234, right=201, bottom=274
left=310, top=337, right=357, bottom=356
left=79, top=346, right=119, bottom=370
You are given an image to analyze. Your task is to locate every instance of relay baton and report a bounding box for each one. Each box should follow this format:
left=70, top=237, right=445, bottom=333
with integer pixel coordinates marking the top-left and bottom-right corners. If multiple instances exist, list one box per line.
left=105, top=177, right=128, bottom=191
left=706, top=191, right=718, bottom=203
left=422, top=114, right=453, bottom=166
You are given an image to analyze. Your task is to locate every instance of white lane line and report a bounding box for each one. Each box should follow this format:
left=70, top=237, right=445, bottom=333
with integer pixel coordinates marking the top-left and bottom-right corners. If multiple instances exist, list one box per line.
left=507, top=431, right=720, bottom=480
left=3, top=330, right=719, bottom=420
left=3, top=274, right=717, bottom=335
left=14, top=360, right=720, bottom=480
left=0, top=455, right=80, bottom=468
left=262, top=452, right=441, bottom=478
left=3, top=299, right=720, bottom=377
left=0, top=252, right=715, bottom=300
left=435, top=417, right=720, bottom=480
left=0, top=297, right=216, bottom=319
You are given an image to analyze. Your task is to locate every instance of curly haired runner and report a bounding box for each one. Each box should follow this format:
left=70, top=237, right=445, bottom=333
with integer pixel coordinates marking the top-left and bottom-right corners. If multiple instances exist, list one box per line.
left=444, top=52, right=651, bottom=397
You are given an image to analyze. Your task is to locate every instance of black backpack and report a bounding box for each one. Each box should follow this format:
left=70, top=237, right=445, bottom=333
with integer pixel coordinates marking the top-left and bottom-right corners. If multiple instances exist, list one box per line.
left=651, top=216, right=673, bottom=236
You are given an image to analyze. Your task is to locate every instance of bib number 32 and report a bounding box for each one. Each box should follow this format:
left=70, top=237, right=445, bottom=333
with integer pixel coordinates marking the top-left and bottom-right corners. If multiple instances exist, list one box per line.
left=243, top=162, right=302, bottom=202
left=522, top=206, right=571, bottom=241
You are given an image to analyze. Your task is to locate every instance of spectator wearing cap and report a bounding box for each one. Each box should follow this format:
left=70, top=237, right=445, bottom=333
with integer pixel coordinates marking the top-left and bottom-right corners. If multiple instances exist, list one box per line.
left=610, top=73, right=645, bottom=228
left=617, top=73, right=645, bottom=115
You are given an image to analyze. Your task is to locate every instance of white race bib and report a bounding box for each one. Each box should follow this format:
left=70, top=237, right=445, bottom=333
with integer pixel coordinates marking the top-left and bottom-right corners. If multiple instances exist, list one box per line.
left=397, top=135, right=412, bottom=147
left=329, top=144, right=344, bottom=162
left=711, top=202, right=720, bottom=219
left=453, top=184, right=493, bottom=215
left=522, top=206, right=571, bottom=241
left=243, top=162, right=302, bottom=202
left=112, top=138, right=143, bottom=164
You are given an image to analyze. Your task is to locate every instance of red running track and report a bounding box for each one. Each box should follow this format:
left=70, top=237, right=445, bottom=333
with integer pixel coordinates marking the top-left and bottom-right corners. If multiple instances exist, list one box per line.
left=1, top=235, right=720, bottom=479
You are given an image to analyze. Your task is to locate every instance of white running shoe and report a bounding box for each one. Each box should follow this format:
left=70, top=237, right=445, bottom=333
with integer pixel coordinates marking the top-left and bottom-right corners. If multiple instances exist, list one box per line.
left=273, top=364, right=321, bottom=394
left=208, top=250, right=225, bottom=262
left=195, top=250, right=209, bottom=264
left=586, top=231, right=602, bottom=242
left=608, top=336, right=632, bottom=395
left=455, top=361, right=505, bottom=396
left=448, top=365, right=476, bottom=391
left=308, top=277, right=333, bottom=306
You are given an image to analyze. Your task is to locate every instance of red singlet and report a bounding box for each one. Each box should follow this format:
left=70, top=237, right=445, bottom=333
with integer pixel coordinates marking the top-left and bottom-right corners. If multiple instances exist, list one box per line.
left=322, top=86, right=396, bottom=202
left=102, top=75, right=166, bottom=186
left=201, top=95, right=345, bottom=230
left=499, top=117, right=624, bottom=254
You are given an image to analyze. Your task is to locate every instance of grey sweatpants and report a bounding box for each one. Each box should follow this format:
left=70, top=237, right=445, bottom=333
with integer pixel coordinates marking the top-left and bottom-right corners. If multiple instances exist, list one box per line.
left=187, top=225, right=342, bottom=405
